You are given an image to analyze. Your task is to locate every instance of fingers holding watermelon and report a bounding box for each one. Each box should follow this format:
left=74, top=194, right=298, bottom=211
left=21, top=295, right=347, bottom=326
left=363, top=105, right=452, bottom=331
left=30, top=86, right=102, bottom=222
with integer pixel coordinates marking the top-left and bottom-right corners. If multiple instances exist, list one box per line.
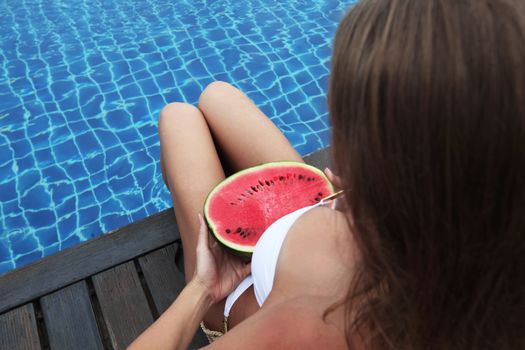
left=194, top=213, right=251, bottom=304
left=324, top=167, right=342, bottom=190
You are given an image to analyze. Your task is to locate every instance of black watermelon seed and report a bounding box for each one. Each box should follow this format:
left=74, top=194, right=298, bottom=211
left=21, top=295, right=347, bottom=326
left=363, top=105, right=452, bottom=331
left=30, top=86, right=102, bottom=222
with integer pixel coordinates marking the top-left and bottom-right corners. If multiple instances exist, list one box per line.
left=259, top=180, right=264, bottom=186
left=279, top=176, right=285, bottom=181
left=251, top=186, right=257, bottom=192
left=265, top=180, right=271, bottom=186
left=299, top=175, right=304, bottom=180
left=226, top=229, right=231, bottom=234
left=236, top=228, right=241, bottom=233
left=318, top=192, right=323, bottom=196
left=315, top=197, right=321, bottom=201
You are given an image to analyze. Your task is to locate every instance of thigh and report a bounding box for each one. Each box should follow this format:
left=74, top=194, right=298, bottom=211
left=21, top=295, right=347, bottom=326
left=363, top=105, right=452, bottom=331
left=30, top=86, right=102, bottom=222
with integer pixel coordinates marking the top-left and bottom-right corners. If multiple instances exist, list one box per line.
left=198, top=81, right=303, bottom=171
left=159, top=102, right=225, bottom=278
left=159, top=102, right=260, bottom=331
left=159, top=102, right=228, bottom=328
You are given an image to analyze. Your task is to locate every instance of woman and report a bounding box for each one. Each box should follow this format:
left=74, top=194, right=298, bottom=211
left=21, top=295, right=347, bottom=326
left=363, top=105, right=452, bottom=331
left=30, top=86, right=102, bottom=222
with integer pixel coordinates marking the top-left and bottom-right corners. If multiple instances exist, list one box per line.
left=130, top=0, right=525, bottom=348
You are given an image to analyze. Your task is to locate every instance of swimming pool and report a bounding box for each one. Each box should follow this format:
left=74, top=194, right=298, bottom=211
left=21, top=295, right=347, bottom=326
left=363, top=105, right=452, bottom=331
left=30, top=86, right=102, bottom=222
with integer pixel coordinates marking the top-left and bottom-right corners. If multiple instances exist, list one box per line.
left=0, top=0, right=351, bottom=274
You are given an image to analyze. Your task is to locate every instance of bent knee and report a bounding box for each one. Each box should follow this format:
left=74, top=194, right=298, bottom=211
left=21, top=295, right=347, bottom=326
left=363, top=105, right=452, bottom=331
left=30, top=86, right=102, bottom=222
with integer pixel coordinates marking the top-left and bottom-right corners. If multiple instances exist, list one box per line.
left=158, top=102, right=201, bottom=132
left=198, top=81, right=238, bottom=111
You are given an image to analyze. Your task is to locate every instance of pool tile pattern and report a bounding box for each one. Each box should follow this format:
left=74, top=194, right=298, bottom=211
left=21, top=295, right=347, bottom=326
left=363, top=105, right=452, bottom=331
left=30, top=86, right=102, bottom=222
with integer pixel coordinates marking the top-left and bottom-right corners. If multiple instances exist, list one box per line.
left=0, top=0, right=353, bottom=274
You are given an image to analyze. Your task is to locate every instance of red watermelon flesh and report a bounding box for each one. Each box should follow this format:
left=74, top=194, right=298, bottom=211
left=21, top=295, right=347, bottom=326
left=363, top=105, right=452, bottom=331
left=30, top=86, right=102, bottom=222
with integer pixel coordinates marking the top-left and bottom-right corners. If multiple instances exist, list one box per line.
left=204, top=162, right=334, bottom=255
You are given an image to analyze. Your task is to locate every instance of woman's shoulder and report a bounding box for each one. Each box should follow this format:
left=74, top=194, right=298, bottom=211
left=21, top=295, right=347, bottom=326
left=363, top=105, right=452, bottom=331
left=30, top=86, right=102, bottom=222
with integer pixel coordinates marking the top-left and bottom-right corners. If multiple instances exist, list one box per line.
left=271, top=206, right=357, bottom=300
left=206, top=296, right=348, bottom=349
left=290, top=205, right=352, bottom=242
left=260, top=296, right=349, bottom=349
left=283, top=205, right=356, bottom=267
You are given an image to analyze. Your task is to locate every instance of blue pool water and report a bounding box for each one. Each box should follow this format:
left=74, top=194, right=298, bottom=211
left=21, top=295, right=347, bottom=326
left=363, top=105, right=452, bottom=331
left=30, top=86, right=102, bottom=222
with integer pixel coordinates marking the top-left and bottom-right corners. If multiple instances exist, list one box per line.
left=0, top=0, right=351, bottom=274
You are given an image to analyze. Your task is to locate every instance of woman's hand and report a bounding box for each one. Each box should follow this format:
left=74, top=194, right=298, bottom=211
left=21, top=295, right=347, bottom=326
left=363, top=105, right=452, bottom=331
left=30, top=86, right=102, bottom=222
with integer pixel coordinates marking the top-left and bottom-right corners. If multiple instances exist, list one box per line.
left=193, top=214, right=251, bottom=304
left=324, top=167, right=342, bottom=190
left=129, top=214, right=247, bottom=350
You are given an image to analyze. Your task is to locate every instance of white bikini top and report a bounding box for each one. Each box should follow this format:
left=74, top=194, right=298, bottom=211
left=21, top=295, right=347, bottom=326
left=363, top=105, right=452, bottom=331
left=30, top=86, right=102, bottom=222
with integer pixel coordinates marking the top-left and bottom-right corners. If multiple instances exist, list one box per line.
left=224, top=194, right=340, bottom=317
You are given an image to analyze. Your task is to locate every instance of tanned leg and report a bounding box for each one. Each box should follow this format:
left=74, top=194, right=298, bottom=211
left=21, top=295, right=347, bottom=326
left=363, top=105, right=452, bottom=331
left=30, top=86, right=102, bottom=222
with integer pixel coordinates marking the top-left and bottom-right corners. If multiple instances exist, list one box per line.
left=158, top=102, right=227, bottom=329
left=197, top=82, right=303, bottom=328
left=198, top=81, right=303, bottom=170
left=159, top=82, right=303, bottom=330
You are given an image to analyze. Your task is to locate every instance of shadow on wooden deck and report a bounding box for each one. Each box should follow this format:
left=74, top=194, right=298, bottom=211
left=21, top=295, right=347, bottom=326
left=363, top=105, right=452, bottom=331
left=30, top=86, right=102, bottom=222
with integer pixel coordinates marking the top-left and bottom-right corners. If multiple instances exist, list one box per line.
left=0, top=148, right=331, bottom=350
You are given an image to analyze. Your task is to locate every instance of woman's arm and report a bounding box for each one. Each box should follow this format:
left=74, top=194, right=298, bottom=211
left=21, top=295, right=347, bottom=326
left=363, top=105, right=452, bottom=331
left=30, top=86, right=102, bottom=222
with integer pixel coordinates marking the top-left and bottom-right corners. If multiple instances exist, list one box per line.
left=128, top=279, right=212, bottom=350
left=128, top=214, right=250, bottom=350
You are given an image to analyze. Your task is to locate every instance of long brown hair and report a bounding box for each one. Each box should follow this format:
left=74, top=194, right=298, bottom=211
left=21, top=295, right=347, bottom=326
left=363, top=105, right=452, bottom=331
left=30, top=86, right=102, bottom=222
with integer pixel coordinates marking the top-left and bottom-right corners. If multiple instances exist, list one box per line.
left=329, top=0, right=525, bottom=348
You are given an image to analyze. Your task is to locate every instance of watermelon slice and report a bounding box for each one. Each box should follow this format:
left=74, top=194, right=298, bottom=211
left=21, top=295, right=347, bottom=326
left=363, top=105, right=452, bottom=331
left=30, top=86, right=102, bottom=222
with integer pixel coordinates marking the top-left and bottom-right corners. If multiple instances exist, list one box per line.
left=203, top=161, right=334, bottom=256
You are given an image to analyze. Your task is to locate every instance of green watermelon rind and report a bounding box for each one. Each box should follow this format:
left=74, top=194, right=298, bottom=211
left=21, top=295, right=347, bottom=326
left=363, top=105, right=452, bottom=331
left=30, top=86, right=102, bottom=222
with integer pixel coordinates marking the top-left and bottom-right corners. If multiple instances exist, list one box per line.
left=203, top=161, right=334, bottom=255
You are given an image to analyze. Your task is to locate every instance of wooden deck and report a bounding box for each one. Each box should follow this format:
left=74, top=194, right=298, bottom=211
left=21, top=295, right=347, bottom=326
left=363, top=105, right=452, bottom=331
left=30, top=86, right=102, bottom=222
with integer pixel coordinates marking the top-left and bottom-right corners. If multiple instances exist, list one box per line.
left=0, top=148, right=331, bottom=350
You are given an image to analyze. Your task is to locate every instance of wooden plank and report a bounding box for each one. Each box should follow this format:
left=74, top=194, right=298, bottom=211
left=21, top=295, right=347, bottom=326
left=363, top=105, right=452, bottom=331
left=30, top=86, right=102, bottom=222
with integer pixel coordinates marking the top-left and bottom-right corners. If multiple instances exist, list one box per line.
left=303, top=146, right=332, bottom=170
left=0, top=303, right=41, bottom=350
left=0, top=209, right=179, bottom=314
left=92, top=261, right=154, bottom=350
left=138, top=243, right=185, bottom=313
left=138, top=243, right=209, bottom=349
left=40, top=281, right=103, bottom=350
